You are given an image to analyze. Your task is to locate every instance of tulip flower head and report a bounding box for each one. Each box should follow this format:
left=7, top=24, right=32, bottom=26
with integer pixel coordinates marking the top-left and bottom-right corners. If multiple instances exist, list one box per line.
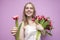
left=12, top=15, right=19, bottom=20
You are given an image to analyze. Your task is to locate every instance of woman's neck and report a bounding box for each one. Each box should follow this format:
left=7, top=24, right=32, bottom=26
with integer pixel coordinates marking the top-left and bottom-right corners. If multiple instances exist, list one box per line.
left=27, top=16, right=32, bottom=20
left=27, top=16, right=33, bottom=25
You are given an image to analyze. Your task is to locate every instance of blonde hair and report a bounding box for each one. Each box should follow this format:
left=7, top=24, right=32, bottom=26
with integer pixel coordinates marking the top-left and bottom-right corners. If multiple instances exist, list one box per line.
left=22, top=2, right=36, bottom=26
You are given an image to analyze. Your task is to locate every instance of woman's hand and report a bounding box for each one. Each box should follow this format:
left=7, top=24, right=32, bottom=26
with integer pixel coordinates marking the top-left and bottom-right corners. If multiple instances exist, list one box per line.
left=36, top=24, right=46, bottom=36
left=11, top=27, right=18, bottom=36
left=36, top=24, right=44, bottom=31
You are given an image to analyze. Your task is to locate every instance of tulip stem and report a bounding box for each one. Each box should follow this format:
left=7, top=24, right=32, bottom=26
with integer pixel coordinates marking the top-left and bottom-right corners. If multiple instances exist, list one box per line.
left=15, top=19, right=19, bottom=40
left=15, top=19, right=18, bottom=27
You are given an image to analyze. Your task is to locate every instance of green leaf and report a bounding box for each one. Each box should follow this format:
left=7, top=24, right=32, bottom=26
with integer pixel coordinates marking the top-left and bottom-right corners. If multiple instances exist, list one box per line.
left=39, top=19, right=45, bottom=25
left=36, top=31, right=41, bottom=40
left=42, top=21, right=50, bottom=28
left=15, top=22, right=22, bottom=40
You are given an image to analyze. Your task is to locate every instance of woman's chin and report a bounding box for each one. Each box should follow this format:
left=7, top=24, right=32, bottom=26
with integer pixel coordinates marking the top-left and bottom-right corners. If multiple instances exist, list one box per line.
left=26, top=14, right=32, bottom=17
left=27, top=14, right=32, bottom=17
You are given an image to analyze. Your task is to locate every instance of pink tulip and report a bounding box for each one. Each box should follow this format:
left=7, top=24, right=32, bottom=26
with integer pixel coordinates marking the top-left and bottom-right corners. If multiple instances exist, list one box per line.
left=12, top=15, right=19, bottom=20
left=49, top=21, right=52, bottom=26
left=36, top=15, right=41, bottom=20
left=12, top=15, right=19, bottom=40
left=38, top=16, right=41, bottom=20
left=45, top=18, right=48, bottom=21
left=34, top=16, right=37, bottom=19
left=41, top=15, right=44, bottom=18
left=35, top=16, right=38, bottom=19
left=32, top=18, right=35, bottom=21
left=41, top=15, right=45, bottom=19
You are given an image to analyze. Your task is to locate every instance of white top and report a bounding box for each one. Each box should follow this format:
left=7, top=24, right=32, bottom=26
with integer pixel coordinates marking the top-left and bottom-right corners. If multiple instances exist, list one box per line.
left=24, top=25, right=41, bottom=40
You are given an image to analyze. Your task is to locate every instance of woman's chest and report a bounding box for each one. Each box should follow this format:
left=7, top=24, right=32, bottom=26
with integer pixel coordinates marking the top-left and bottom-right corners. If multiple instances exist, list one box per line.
left=24, top=25, right=37, bottom=35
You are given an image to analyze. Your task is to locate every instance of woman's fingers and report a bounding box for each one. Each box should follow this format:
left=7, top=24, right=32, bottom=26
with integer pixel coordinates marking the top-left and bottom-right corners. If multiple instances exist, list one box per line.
left=36, top=24, right=44, bottom=31
left=11, top=27, right=18, bottom=36
left=11, top=32, right=16, bottom=36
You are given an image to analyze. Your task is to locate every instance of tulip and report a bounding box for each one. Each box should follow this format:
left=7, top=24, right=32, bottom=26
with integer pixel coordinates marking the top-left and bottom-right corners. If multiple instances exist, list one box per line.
left=34, top=16, right=37, bottom=19
left=41, top=15, right=44, bottom=18
left=32, top=18, right=35, bottom=21
left=49, top=21, right=52, bottom=26
left=38, top=16, right=41, bottom=20
left=12, top=15, right=19, bottom=40
left=12, top=15, right=19, bottom=20
left=36, top=15, right=41, bottom=21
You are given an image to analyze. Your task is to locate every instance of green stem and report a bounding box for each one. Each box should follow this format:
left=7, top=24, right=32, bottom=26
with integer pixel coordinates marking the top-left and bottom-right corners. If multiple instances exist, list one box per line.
left=15, top=19, right=19, bottom=40
left=15, top=19, right=18, bottom=27
left=36, top=31, right=41, bottom=40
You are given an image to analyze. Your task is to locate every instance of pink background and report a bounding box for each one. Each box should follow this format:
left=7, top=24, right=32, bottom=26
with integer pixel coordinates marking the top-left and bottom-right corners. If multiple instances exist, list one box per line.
left=0, top=0, right=60, bottom=40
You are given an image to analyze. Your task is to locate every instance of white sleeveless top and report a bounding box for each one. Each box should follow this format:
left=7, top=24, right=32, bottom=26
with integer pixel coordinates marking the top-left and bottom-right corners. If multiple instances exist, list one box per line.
left=24, top=25, right=41, bottom=40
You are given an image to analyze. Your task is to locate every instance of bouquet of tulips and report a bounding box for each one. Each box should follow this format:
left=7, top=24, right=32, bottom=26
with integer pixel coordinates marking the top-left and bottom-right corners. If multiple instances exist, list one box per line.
left=32, top=16, right=53, bottom=40
left=32, top=15, right=53, bottom=40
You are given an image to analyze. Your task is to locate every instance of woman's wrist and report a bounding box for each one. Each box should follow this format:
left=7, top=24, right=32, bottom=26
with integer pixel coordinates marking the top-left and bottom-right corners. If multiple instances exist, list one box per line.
left=36, top=24, right=44, bottom=30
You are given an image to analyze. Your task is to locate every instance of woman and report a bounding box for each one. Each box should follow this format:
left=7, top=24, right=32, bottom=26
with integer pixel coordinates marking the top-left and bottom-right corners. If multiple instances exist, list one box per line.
left=11, top=2, right=44, bottom=40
